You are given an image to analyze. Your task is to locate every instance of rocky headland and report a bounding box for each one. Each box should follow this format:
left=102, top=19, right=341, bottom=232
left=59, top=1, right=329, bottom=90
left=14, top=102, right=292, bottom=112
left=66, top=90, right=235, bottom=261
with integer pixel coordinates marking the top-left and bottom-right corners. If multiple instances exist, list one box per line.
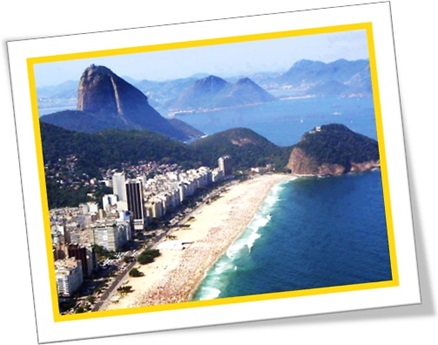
left=286, top=124, right=380, bottom=176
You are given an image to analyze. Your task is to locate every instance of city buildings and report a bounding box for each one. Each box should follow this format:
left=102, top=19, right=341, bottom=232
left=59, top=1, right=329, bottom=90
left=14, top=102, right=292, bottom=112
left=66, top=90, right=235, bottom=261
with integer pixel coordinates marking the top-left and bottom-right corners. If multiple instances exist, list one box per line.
left=102, top=194, right=118, bottom=212
left=67, top=244, right=97, bottom=278
left=125, top=179, right=146, bottom=230
left=112, top=171, right=127, bottom=202
left=218, top=155, right=232, bottom=176
left=50, top=159, right=232, bottom=300
left=55, top=257, right=84, bottom=297
left=92, top=220, right=132, bottom=252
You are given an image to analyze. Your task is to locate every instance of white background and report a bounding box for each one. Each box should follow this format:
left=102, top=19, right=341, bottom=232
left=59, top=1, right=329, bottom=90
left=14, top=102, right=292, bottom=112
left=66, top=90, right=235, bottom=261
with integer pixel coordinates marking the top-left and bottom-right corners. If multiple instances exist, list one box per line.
left=1, top=1, right=435, bottom=344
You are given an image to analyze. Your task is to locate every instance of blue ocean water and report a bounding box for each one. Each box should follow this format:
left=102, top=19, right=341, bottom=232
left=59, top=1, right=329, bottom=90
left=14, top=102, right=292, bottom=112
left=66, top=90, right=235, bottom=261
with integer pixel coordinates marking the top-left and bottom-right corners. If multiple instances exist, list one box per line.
left=192, top=171, right=392, bottom=300
left=175, top=96, right=376, bottom=146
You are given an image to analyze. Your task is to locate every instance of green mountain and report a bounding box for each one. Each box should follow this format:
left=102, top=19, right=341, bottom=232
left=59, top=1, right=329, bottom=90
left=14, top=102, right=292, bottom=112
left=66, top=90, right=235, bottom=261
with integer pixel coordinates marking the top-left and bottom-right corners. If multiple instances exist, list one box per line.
left=40, top=123, right=292, bottom=208
left=286, top=124, right=380, bottom=175
left=40, top=122, right=199, bottom=176
left=40, top=122, right=378, bottom=208
left=191, top=127, right=291, bottom=171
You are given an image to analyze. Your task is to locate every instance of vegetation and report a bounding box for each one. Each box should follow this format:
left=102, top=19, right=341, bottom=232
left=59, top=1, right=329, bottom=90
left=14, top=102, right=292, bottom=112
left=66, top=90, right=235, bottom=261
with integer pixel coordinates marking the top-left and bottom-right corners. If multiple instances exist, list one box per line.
left=137, top=249, right=161, bottom=265
left=92, top=245, right=116, bottom=261
left=128, top=268, right=143, bottom=277
left=123, top=255, right=135, bottom=264
left=45, top=178, right=91, bottom=209
left=40, top=122, right=201, bottom=173
left=191, top=127, right=292, bottom=172
left=75, top=306, right=86, bottom=314
left=40, top=123, right=293, bottom=209
left=295, top=124, right=379, bottom=169
left=117, top=285, right=133, bottom=296
left=87, top=296, right=96, bottom=304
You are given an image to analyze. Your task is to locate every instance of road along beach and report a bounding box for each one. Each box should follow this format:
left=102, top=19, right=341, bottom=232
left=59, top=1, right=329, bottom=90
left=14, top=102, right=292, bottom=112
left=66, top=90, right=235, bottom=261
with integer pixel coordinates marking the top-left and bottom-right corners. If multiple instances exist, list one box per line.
left=101, top=173, right=292, bottom=311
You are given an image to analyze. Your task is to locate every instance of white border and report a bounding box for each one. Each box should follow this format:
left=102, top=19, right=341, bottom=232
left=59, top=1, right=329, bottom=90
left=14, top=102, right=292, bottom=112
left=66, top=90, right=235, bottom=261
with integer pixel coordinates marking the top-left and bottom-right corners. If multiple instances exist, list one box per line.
left=7, top=2, right=420, bottom=343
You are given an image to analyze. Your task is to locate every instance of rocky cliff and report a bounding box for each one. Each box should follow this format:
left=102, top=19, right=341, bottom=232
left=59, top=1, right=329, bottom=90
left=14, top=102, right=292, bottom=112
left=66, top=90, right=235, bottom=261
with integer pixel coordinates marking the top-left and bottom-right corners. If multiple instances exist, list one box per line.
left=286, top=124, right=380, bottom=176
left=41, top=65, right=202, bottom=141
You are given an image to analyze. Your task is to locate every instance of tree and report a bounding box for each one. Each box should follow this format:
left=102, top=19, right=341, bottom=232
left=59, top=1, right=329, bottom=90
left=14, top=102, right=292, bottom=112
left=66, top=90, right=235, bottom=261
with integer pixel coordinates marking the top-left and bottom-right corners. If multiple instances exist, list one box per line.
left=117, top=285, right=133, bottom=296
left=129, top=268, right=143, bottom=277
left=75, top=306, right=86, bottom=314
left=137, top=249, right=161, bottom=265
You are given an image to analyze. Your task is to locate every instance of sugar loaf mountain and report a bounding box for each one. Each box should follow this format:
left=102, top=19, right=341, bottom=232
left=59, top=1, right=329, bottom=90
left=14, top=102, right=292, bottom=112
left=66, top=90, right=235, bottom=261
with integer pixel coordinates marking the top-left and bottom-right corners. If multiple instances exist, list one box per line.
left=40, top=64, right=203, bottom=141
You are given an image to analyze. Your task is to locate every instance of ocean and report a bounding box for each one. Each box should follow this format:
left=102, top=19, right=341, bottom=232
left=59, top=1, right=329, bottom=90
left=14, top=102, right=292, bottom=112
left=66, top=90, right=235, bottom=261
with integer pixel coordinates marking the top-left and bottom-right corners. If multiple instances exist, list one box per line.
left=173, top=96, right=377, bottom=146
left=192, top=170, right=392, bottom=300
left=190, top=95, right=392, bottom=301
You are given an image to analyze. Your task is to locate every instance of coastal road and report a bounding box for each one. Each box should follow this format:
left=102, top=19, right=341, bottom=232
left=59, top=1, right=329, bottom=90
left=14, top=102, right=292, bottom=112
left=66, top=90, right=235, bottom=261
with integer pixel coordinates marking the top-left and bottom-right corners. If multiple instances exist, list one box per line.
left=93, top=180, right=238, bottom=311
left=92, top=260, right=137, bottom=311
left=93, top=231, right=169, bottom=311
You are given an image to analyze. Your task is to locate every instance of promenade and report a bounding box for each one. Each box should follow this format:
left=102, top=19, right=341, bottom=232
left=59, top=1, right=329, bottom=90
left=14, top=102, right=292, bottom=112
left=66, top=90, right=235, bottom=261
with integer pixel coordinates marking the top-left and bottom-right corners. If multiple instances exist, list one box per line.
left=101, top=174, right=291, bottom=310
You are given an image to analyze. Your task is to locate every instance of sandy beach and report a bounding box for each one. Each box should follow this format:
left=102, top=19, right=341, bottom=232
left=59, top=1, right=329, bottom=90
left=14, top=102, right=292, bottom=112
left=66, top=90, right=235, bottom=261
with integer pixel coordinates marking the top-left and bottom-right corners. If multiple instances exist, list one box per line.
left=101, top=173, right=292, bottom=310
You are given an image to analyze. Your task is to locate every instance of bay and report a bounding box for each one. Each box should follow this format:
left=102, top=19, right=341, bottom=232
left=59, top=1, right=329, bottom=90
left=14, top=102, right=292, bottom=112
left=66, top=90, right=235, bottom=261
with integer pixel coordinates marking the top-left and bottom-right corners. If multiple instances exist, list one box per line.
left=172, top=96, right=376, bottom=146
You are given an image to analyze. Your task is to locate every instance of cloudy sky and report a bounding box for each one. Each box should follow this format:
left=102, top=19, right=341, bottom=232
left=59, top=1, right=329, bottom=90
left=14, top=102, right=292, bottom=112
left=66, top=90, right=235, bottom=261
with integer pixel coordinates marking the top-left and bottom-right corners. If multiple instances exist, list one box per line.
left=34, top=29, right=369, bottom=87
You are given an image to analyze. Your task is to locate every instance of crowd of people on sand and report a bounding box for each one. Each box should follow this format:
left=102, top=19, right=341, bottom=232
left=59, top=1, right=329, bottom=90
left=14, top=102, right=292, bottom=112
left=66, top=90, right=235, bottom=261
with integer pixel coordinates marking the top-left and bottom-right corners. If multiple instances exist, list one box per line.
left=130, top=176, right=288, bottom=307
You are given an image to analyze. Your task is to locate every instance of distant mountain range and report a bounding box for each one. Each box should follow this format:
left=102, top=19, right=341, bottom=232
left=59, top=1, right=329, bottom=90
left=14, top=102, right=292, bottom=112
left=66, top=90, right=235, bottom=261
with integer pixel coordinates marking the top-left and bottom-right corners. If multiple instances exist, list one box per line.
left=167, top=75, right=276, bottom=111
left=40, top=65, right=203, bottom=141
left=37, top=58, right=372, bottom=118
left=276, top=59, right=371, bottom=97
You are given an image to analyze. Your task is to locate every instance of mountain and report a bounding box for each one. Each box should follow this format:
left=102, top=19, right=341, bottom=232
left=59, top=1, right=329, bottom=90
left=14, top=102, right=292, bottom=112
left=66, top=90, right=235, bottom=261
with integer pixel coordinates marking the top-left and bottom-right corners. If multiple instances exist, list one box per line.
left=40, top=65, right=203, bottom=141
left=41, top=121, right=379, bottom=208
left=37, top=80, right=78, bottom=99
left=280, top=60, right=328, bottom=85
left=41, top=122, right=290, bottom=176
left=40, top=123, right=291, bottom=207
left=169, top=75, right=228, bottom=110
left=40, top=122, right=200, bottom=175
left=37, top=80, right=78, bottom=111
left=286, top=124, right=379, bottom=176
left=191, top=127, right=291, bottom=171
left=279, top=59, right=371, bottom=97
left=168, top=75, right=275, bottom=111
left=217, top=77, right=276, bottom=107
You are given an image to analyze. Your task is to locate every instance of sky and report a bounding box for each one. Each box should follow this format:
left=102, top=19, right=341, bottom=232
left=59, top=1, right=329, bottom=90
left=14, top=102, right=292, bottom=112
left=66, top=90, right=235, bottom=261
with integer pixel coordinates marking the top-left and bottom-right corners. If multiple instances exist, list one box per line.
left=34, top=29, right=369, bottom=87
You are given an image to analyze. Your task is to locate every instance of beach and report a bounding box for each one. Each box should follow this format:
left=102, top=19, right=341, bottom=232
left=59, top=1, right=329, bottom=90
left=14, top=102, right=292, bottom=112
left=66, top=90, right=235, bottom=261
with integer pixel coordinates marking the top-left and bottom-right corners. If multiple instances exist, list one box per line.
left=101, top=173, right=292, bottom=310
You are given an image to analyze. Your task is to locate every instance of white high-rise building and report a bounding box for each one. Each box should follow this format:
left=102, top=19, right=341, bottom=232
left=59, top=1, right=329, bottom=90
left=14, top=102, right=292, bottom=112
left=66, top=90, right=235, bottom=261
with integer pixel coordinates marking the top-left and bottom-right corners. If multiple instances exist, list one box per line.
left=112, top=172, right=127, bottom=202
left=55, top=258, right=84, bottom=297
left=218, top=155, right=232, bottom=176
left=92, top=220, right=132, bottom=252
left=102, top=194, right=118, bottom=212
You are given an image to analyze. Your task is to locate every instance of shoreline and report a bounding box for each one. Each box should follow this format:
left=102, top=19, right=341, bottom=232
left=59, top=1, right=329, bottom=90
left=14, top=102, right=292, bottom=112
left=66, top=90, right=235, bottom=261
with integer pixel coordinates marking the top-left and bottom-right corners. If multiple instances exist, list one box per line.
left=100, top=173, right=292, bottom=310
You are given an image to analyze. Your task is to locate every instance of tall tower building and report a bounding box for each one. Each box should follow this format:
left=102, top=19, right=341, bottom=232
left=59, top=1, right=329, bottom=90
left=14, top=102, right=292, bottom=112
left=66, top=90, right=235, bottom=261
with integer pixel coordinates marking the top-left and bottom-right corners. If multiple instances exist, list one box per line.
left=125, top=179, right=145, bottom=230
left=112, top=172, right=127, bottom=202
left=218, top=155, right=232, bottom=176
left=67, top=244, right=96, bottom=278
